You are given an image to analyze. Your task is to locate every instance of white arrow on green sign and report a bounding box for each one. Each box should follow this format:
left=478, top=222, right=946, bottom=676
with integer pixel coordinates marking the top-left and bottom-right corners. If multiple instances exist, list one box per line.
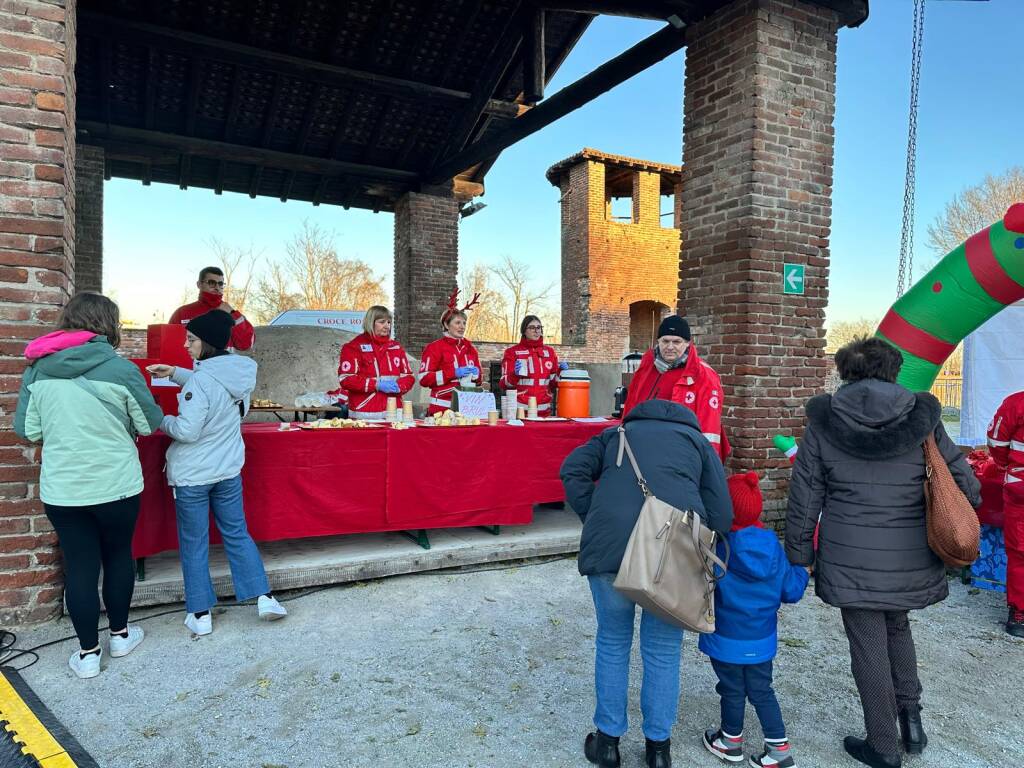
left=783, top=263, right=805, bottom=295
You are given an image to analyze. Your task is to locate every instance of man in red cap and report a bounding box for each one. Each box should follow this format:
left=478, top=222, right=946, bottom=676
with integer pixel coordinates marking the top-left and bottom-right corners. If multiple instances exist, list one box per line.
left=169, top=266, right=255, bottom=351
left=622, top=315, right=729, bottom=461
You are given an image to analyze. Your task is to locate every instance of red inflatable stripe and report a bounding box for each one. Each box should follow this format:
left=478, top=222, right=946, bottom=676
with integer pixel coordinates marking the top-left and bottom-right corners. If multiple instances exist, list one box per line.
left=965, top=228, right=1024, bottom=306
left=1005, top=203, right=1024, bottom=233
left=878, top=309, right=955, bottom=365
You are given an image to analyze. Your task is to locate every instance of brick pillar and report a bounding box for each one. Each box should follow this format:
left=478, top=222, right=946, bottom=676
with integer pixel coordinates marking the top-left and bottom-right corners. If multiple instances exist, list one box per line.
left=679, top=0, right=837, bottom=524
left=632, top=170, right=660, bottom=228
left=559, top=160, right=601, bottom=347
left=393, top=185, right=459, bottom=354
left=0, top=0, right=77, bottom=624
left=74, top=144, right=103, bottom=293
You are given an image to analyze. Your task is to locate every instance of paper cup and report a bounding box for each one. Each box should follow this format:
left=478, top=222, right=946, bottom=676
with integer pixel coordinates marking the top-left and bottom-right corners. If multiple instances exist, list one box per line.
left=487, top=410, right=499, bottom=426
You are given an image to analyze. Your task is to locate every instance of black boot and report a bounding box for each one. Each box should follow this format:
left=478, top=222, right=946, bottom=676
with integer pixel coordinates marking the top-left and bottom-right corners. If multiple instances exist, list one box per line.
left=584, top=730, right=620, bottom=768
left=898, top=706, right=927, bottom=754
left=1007, top=606, right=1024, bottom=639
left=645, top=737, right=671, bottom=768
left=843, top=736, right=901, bottom=768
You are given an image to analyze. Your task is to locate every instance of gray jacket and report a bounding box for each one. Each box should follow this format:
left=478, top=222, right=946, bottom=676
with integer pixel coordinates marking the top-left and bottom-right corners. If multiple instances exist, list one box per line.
left=161, top=354, right=256, bottom=487
left=786, top=379, right=981, bottom=610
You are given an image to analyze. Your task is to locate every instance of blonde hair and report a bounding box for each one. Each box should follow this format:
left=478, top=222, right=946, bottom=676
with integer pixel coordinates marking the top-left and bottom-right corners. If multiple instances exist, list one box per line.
left=58, top=292, right=121, bottom=348
left=363, top=305, right=393, bottom=335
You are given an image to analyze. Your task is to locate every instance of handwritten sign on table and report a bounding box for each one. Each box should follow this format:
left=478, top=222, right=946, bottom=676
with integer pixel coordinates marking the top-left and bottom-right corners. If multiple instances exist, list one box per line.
left=452, top=390, right=496, bottom=418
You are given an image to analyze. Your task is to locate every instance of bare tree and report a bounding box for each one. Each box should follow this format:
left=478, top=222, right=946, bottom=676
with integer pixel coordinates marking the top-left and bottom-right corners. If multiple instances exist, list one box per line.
left=207, top=238, right=261, bottom=313
left=459, top=262, right=508, bottom=342
left=248, top=221, right=389, bottom=324
left=489, top=255, right=554, bottom=341
left=825, top=317, right=880, bottom=353
left=457, top=256, right=559, bottom=343
left=926, top=167, right=1024, bottom=260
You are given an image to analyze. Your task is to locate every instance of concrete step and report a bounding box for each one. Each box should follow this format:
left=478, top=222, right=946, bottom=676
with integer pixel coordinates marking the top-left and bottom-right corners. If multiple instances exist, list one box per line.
left=130, top=504, right=582, bottom=608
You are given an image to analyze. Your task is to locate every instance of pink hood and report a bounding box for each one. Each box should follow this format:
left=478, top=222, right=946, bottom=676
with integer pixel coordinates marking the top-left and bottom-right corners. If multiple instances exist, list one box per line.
left=25, top=330, right=97, bottom=361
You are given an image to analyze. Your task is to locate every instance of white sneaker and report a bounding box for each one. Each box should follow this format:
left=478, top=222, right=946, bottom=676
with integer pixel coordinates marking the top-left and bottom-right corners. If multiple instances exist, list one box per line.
left=109, top=625, right=145, bottom=658
left=257, top=595, right=287, bottom=621
left=185, top=612, right=213, bottom=635
left=68, top=649, right=101, bottom=679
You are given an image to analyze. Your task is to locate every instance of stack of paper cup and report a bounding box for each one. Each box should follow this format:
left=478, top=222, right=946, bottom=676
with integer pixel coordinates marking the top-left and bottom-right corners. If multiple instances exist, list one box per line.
left=527, top=396, right=538, bottom=419
left=403, top=400, right=414, bottom=423
left=386, top=397, right=398, bottom=422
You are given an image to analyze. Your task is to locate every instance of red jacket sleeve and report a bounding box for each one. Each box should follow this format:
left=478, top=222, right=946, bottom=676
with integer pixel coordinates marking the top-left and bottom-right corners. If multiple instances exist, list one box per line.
left=693, top=371, right=727, bottom=462
left=338, top=343, right=374, bottom=395
left=500, top=347, right=519, bottom=390
left=988, top=397, right=1018, bottom=469
left=395, top=345, right=415, bottom=395
left=230, top=312, right=255, bottom=351
left=548, top=348, right=560, bottom=391
left=418, top=342, right=444, bottom=389
left=469, top=345, right=482, bottom=387
left=168, top=306, right=183, bottom=324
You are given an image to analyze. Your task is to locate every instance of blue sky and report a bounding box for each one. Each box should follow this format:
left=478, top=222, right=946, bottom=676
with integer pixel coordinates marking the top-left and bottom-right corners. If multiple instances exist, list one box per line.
left=104, top=0, right=1023, bottom=327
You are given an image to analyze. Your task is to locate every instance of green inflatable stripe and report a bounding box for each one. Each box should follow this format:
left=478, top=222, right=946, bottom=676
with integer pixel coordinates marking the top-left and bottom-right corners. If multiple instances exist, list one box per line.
left=875, top=332, right=939, bottom=392
left=991, top=220, right=1024, bottom=285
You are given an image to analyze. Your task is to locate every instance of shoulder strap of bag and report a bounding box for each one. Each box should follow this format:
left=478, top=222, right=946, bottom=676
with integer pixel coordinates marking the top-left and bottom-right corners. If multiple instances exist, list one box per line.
left=616, top=426, right=650, bottom=496
left=72, top=375, right=134, bottom=435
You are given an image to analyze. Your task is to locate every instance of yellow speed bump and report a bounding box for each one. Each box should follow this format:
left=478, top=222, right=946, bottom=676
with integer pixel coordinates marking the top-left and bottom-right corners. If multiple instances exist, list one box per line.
left=0, top=667, right=85, bottom=768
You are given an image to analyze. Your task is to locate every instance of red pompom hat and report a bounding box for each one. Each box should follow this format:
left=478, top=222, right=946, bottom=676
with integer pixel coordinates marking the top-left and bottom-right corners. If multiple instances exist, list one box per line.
left=727, top=471, right=764, bottom=532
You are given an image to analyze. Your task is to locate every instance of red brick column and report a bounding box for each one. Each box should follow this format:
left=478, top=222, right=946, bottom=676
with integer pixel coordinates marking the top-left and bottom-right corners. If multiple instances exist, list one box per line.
left=393, top=186, right=459, bottom=355
left=74, top=144, right=103, bottom=293
left=679, top=0, right=838, bottom=523
left=0, top=0, right=77, bottom=624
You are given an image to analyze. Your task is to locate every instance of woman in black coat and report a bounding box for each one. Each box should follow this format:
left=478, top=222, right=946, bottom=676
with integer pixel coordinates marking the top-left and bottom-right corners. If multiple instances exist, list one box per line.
left=786, top=338, right=980, bottom=768
left=561, top=399, right=732, bottom=768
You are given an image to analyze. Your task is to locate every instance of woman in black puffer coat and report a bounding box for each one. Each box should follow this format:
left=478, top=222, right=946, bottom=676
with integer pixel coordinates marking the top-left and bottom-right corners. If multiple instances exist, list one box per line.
left=786, top=338, right=980, bottom=768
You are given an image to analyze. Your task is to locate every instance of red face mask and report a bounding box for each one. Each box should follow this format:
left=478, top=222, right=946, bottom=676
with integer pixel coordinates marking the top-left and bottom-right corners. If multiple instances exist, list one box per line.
left=199, top=291, right=223, bottom=308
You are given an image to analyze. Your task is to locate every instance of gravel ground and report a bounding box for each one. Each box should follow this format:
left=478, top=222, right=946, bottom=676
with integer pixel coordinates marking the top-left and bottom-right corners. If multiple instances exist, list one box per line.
left=7, top=557, right=1022, bottom=768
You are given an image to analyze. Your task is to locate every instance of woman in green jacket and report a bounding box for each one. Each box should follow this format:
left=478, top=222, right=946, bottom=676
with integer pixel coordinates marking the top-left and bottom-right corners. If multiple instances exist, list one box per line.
left=15, top=293, right=164, bottom=679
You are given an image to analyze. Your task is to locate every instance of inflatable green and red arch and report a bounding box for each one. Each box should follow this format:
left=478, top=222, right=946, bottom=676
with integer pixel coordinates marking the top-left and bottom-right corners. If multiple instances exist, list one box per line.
left=774, top=202, right=1024, bottom=462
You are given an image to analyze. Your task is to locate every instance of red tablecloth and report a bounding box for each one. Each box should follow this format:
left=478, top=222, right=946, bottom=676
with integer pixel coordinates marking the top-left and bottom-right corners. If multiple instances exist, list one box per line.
left=133, top=419, right=613, bottom=557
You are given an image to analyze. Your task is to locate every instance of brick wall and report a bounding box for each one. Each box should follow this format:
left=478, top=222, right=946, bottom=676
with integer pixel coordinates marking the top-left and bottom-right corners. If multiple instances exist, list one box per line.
left=679, top=0, right=838, bottom=522
left=555, top=155, right=680, bottom=363
left=74, top=143, right=102, bottom=293
left=393, top=186, right=459, bottom=354
left=119, top=327, right=147, bottom=359
left=0, top=0, right=77, bottom=625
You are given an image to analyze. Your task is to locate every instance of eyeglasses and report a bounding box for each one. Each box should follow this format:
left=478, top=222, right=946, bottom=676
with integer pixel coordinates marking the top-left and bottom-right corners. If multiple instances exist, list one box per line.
left=525, top=325, right=543, bottom=331
left=202, top=279, right=226, bottom=288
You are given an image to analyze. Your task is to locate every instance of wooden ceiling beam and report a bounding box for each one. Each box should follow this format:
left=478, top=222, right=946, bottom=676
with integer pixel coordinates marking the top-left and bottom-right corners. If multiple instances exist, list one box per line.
left=538, top=0, right=695, bottom=19
left=78, top=11, right=473, bottom=105
left=178, top=154, right=191, bottom=189
left=521, top=8, right=546, bottom=105
left=428, top=21, right=686, bottom=184
left=78, top=122, right=421, bottom=184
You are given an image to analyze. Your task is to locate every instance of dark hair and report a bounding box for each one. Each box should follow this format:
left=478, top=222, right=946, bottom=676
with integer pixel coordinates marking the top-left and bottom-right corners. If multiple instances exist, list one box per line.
left=198, top=266, right=224, bottom=283
left=197, top=341, right=224, bottom=361
left=59, top=292, right=121, bottom=349
left=520, top=315, right=542, bottom=337
left=834, top=337, right=904, bottom=384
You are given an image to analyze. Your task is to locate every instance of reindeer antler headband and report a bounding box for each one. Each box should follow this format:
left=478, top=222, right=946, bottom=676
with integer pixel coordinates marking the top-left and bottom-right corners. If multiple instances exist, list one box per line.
left=441, top=288, right=481, bottom=326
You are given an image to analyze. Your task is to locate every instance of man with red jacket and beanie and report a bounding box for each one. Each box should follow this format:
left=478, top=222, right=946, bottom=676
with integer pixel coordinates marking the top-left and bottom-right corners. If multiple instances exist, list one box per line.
left=169, top=267, right=255, bottom=351
left=622, top=315, right=730, bottom=461
left=987, top=390, right=1024, bottom=638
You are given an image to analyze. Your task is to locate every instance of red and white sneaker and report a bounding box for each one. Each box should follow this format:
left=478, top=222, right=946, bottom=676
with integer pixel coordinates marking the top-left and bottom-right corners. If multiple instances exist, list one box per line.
left=749, top=740, right=796, bottom=768
left=703, top=728, right=744, bottom=763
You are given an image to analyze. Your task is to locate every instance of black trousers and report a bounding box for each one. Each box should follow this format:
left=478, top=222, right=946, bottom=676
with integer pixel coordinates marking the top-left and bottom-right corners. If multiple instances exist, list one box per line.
left=840, top=608, right=923, bottom=757
left=44, top=495, right=140, bottom=651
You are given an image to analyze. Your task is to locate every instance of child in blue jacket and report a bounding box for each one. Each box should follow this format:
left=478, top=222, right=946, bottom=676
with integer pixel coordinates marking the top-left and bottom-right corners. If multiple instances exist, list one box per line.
left=700, top=472, right=809, bottom=768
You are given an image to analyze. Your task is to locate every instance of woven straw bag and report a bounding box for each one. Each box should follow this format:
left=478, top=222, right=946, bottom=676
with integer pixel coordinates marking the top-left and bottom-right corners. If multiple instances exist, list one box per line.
left=612, top=426, right=728, bottom=633
left=923, top=434, right=980, bottom=568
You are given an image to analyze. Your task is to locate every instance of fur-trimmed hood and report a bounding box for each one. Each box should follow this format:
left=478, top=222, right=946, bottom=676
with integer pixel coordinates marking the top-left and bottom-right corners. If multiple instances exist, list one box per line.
left=806, top=379, right=941, bottom=460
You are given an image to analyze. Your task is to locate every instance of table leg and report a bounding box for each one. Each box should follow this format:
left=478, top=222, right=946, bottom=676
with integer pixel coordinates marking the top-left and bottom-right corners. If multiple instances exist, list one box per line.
left=960, top=566, right=972, bottom=585
left=477, top=525, right=501, bottom=536
left=135, top=558, right=146, bottom=582
left=401, top=529, right=431, bottom=550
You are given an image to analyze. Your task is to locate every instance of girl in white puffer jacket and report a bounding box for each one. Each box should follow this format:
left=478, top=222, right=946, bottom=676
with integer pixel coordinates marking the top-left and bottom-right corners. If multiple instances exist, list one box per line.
left=149, top=311, right=286, bottom=636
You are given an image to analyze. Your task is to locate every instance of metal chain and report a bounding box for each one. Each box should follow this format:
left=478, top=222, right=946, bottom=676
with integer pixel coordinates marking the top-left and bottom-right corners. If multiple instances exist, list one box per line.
left=897, top=0, right=926, bottom=297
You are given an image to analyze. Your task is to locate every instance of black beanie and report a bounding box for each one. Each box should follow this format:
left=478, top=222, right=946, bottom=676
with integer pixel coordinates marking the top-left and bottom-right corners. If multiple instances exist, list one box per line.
left=657, top=315, right=691, bottom=341
left=186, top=310, right=233, bottom=350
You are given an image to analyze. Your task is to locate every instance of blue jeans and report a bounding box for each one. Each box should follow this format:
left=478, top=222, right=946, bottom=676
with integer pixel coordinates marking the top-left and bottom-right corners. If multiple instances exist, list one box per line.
left=710, top=658, right=786, bottom=740
left=174, top=475, right=270, bottom=614
left=588, top=574, right=684, bottom=741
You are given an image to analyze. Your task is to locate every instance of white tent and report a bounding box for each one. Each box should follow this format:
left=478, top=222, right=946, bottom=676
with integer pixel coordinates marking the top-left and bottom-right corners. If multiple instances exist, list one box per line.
left=960, top=301, right=1024, bottom=446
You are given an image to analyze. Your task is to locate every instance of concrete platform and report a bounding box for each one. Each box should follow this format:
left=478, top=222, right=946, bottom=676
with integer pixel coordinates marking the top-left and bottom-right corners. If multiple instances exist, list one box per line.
left=131, top=503, right=582, bottom=607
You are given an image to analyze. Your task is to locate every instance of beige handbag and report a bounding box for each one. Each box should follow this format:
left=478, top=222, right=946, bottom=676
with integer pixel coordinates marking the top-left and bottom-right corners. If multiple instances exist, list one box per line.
left=612, top=426, right=729, bottom=633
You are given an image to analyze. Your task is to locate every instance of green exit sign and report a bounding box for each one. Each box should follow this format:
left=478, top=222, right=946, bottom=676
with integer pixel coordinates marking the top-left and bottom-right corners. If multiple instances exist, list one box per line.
left=783, top=264, right=805, bottom=295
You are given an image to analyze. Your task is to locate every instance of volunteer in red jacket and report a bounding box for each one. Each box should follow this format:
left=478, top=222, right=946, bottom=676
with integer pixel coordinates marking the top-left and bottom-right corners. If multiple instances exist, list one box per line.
left=418, top=290, right=483, bottom=415
left=622, top=315, right=730, bottom=461
left=500, top=315, right=567, bottom=416
left=987, top=390, right=1024, bottom=638
left=336, top=305, right=415, bottom=419
left=169, top=266, right=255, bottom=351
